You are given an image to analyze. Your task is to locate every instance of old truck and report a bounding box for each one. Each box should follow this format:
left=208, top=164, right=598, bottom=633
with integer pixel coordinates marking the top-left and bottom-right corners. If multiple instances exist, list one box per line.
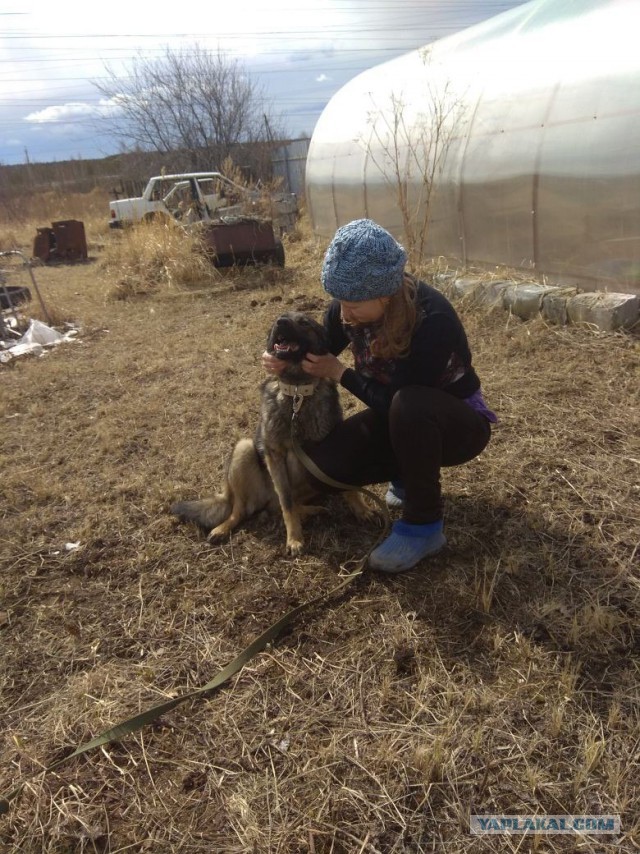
left=108, top=172, right=297, bottom=234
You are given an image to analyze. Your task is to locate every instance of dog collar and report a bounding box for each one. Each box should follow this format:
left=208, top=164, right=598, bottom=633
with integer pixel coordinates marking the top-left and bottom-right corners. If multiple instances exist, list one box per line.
left=278, top=380, right=318, bottom=398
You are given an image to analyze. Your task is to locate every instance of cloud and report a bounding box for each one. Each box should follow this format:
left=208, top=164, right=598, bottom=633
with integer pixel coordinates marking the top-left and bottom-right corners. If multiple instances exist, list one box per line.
left=315, top=73, right=330, bottom=82
left=25, top=98, right=121, bottom=124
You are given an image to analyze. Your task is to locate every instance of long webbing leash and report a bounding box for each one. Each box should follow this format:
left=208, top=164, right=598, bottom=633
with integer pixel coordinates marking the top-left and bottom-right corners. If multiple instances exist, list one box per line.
left=0, top=393, right=390, bottom=818
left=0, top=568, right=363, bottom=816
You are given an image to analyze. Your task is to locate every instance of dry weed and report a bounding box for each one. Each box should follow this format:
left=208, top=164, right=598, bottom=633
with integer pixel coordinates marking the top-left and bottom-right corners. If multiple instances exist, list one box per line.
left=100, top=218, right=220, bottom=299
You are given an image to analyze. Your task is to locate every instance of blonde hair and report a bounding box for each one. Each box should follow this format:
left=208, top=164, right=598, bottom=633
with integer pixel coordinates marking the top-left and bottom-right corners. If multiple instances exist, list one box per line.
left=371, top=274, right=418, bottom=359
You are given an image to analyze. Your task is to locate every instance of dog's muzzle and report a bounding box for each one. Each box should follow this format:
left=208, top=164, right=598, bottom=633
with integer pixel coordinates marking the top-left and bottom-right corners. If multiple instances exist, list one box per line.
left=270, top=319, right=306, bottom=361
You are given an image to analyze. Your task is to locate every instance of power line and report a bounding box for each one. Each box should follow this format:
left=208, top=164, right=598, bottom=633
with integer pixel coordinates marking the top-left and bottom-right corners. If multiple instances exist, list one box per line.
left=0, top=3, right=524, bottom=41
left=0, top=46, right=437, bottom=83
left=0, top=41, right=454, bottom=64
left=0, top=1, right=526, bottom=162
left=0, top=4, right=522, bottom=36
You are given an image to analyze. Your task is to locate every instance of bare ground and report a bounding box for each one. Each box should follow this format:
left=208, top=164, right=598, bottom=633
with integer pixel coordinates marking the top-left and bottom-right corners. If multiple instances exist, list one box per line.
left=0, top=216, right=639, bottom=853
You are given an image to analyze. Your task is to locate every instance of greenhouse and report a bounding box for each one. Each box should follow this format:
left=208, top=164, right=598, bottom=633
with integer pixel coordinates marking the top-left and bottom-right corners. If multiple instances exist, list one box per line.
left=306, top=0, right=640, bottom=295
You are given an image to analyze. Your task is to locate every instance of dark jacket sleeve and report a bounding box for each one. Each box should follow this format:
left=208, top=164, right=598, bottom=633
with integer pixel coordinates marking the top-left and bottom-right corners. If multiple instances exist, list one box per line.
left=340, top=312, right=476, bottom=414
left=325, top=285, right=479, bottom=414
left=324, top=300, right=350, bottom=356
left=339, top=367, right=394, bottom=412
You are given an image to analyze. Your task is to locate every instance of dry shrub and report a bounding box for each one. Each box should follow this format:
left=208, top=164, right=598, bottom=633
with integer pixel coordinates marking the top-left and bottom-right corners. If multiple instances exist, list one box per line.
left=219, top=155, right=262, bottom=217
left=220, top=154, right=288, bottom=222
left=220, top=155, right=252, bottom=191
left=281, top=213, right=325, bottom=276
left=100, top=218, right=219, bottom=299
left=0, top=222, right=36, bottom=253
left=0, top=231, right=23, bottom=252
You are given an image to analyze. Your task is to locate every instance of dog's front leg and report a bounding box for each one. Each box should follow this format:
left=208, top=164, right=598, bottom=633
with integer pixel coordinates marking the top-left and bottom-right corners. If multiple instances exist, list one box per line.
left=264, top=449, right=304, bottom=556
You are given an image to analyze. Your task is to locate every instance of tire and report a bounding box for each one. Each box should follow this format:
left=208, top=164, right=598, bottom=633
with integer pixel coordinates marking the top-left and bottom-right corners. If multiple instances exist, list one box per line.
left=0, top=286, right=31, bottom=310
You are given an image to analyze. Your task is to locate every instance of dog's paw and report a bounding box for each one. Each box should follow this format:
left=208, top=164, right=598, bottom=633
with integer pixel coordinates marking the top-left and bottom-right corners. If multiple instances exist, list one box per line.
left=356, top=504, right=382, bottom=523
left=286, top=539, right=305, bottom=556
left=208, top=524, right=229, bottom=542
left=343, top=492, right=381, bottom=523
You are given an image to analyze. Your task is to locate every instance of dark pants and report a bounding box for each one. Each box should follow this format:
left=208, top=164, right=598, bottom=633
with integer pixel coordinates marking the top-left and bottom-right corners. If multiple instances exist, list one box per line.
left=304, top=386, right=492, bottom=524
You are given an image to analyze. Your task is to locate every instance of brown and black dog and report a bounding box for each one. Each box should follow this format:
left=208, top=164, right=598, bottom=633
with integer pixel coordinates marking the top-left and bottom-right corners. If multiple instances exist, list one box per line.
left=171, top=311, right=374, bottom=554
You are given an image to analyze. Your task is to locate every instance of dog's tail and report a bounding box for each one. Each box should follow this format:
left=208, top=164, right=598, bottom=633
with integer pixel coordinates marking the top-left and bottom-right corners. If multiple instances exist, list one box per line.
left=170, top=493, right=231, bottom=532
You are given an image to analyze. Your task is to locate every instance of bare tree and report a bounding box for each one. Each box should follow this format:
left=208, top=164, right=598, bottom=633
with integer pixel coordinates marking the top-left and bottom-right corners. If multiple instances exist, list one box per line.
left=359, top=50, right=466, bottom=266
left=94, top=45, right=280, bottom=172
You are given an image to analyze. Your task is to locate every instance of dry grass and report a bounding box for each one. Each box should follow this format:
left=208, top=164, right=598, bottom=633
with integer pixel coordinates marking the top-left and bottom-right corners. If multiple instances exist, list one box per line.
left=99, top=219, right=222, bottom=299
left=1, top=199, right=639, bottom=853
left=0, top=188, right=112, bottom=254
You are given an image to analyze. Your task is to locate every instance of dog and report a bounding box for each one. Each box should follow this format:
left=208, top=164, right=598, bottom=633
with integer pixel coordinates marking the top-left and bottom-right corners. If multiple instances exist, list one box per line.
left=171, top=311, right=374, bottom=555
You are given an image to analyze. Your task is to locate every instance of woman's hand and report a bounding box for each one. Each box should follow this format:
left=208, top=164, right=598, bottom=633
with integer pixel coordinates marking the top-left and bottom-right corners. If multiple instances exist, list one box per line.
left=261, top=350, right=287, bottom=376
left=302, top=352, right=346, bottom=382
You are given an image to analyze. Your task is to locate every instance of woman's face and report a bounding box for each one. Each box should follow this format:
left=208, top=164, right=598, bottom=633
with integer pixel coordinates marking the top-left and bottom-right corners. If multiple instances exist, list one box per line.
left=340, top=297, right=390, bottom=325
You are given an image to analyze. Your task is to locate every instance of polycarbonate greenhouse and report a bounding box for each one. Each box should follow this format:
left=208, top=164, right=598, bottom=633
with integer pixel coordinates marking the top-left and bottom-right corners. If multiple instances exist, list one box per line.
left=306, top=0, right=640, bottom=295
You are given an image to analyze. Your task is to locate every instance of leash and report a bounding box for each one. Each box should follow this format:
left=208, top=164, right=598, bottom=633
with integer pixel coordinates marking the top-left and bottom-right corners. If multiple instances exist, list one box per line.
left=0, top=568, right=362, bottom=816
left=0, top=391, right=390, bottom=818
left=289, top=387, right=391, bottom=546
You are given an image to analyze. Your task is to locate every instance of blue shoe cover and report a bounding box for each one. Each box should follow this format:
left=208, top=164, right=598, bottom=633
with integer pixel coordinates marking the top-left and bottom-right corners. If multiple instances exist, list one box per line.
left=368, top=519, right=446, bottom=573
left=385, top=480, right=406, bottom=509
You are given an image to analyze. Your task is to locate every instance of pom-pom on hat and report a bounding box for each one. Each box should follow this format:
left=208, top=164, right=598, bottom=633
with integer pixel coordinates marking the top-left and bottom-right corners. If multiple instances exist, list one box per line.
left=321, top=219, right=407, bottom=301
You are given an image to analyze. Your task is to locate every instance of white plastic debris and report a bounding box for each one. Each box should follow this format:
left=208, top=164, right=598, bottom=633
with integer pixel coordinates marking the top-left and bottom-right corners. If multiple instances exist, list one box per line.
left=0, top=342, right=44, bottom=362
left=21, top=319, right=64, bottom=345
left=65, top=542, right=81, bottom=552
left=0, top=319, right=79, bottom=363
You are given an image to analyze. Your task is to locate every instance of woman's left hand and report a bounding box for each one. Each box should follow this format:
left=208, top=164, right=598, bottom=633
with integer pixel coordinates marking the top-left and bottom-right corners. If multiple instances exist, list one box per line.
left=302, top=352, right=346, bottom=382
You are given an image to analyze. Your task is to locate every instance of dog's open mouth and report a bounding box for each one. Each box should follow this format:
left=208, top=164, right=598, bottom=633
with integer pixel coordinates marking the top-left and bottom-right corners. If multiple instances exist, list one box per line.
left=273, top=337, right=300, bottom=357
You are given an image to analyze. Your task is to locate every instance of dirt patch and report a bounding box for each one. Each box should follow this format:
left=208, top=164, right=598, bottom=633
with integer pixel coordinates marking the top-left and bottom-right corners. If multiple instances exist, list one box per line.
left=1, top=218, right=638, bottom=852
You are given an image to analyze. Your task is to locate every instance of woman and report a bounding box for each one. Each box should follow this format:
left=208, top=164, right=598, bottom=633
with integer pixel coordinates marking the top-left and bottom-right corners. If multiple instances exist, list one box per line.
left=263, top=219, right=497, bottom=573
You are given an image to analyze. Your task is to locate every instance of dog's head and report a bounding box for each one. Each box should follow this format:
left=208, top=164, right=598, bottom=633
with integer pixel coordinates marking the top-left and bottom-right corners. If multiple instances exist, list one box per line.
left=266, top=311, right=328, bottom=361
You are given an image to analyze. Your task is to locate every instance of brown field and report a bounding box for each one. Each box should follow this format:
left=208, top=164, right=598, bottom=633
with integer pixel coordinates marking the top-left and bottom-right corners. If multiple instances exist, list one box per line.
left=1, top=199, right=639, bottom=853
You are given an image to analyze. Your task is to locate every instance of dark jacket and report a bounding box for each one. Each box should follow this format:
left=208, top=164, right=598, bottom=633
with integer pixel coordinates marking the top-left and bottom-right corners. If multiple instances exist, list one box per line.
left=325, top=280, right=481, bottom=413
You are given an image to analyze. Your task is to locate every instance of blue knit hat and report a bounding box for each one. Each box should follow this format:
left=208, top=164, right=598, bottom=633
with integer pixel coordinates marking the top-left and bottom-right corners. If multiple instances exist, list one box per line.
left=321, top=219, right=407, bottom=301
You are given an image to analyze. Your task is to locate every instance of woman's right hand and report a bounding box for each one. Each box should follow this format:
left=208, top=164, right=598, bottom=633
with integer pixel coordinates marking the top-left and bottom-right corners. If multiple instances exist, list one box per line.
left=261, top=350, right=287, bottom=376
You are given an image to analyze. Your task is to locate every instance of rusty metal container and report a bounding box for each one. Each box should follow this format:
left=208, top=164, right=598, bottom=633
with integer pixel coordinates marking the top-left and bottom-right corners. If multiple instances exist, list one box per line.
left=33, top=228, right=56, bottom=262
left=33, top=220, right=87, bottom=263
left=200, top=219, right=285, bottom=267
left=51, top=220, right=87, bottom=261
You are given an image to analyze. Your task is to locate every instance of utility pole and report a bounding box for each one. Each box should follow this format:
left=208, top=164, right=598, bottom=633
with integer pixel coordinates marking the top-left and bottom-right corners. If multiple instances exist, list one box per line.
left=263, top=114, right=275, bottom=144
left=23, top=147, right=34, bottom=189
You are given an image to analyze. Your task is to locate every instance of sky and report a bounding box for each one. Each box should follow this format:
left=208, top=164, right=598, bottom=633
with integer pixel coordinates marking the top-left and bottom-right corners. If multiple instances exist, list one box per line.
left=0, top=0, right=528, bottom=166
